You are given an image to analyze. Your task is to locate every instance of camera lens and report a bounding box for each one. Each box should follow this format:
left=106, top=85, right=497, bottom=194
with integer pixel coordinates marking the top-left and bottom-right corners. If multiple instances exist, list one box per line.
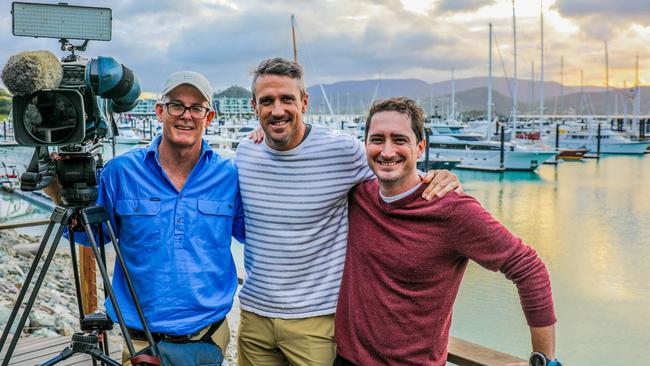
left=23, top=91, right=79, bottom=144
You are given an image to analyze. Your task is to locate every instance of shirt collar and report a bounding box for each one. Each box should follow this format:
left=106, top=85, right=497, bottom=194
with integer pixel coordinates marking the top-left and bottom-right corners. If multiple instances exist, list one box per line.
left=145, top=135, right=213, bottom=162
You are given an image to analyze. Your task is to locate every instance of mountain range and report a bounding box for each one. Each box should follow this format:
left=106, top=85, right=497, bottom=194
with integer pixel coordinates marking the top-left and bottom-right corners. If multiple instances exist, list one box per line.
left=304, top=76, right=648, bottom=117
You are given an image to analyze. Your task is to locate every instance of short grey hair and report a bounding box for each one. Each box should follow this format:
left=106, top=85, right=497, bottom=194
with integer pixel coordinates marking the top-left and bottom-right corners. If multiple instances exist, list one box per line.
left=251, top=58, right=306, bottom=100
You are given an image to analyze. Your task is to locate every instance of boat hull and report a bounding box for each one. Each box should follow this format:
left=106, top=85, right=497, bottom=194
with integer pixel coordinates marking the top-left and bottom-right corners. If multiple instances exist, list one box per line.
left=559, top=141, right=650, bottom=154
left=557, top=148, right=589, bottom=160
left=115, top=136, right=141, bottom=144
left=427, top=148, right=556, bottom=171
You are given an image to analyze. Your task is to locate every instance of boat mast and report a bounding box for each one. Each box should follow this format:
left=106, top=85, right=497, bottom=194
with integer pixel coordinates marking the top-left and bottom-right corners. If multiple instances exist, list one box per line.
left=488, top=23, right=493, bottom=127
left=560, top=56, right=564, bottom=113
left=291, top=14, right=298, bottom=63
left=539, top=0, right=544, bottom=128
left=634, top=54, right=640, bottom=129
left=451, top=68, right=455, bottom=121
left=511, top=0, right=518, bottom=127
left=605, top=41, right=609, bottom=121
left=530, top=61, right=535, bottom=116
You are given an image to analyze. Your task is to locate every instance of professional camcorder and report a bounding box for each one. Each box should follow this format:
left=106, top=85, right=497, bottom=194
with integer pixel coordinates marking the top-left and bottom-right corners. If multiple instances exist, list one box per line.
left=1, top=2, right=140, bottom=206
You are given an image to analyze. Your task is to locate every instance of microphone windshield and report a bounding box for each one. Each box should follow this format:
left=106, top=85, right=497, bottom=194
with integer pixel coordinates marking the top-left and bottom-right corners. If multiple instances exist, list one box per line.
left=1, top=50, right=63, bottom=96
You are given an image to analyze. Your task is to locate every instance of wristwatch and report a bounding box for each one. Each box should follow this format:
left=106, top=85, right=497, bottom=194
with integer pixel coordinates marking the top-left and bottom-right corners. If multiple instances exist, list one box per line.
left=529, top=351, right=562, bottom=366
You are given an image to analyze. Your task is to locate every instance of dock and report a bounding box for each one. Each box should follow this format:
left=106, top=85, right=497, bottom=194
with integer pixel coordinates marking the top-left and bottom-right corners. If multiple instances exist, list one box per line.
left=1, top=335, right=524, bottom=366
left=0, top=336, right=121, bottom=365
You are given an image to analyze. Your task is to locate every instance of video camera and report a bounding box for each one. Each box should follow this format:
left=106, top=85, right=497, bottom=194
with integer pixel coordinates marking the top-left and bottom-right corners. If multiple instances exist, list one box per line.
left=2, top=2, right=141, bottom=206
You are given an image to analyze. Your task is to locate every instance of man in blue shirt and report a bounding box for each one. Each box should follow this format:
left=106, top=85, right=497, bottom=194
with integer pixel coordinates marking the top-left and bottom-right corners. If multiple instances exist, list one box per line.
left=46, top=71, right=245, bottom=365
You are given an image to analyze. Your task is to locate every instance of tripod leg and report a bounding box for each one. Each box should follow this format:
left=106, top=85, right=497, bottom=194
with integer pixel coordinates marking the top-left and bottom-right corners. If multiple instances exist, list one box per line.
left=79, top=206, right=160, bottom=360
left=90, top=348, right=122, bottom=366
left=79, top=217, right=138, bottom=358
left=0, top=218, right=58, bottom=353
left=101, top=331, right=110, bottom=366
left=68, top=229, right=87, bottom=319
left=38, top=346, right=75, bottom=366
left=1, top=215, right=69, bottom=366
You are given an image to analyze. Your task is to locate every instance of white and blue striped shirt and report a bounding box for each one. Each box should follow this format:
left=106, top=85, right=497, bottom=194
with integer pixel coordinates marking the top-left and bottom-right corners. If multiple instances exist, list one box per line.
left=235, top=126, right=373, bottom=318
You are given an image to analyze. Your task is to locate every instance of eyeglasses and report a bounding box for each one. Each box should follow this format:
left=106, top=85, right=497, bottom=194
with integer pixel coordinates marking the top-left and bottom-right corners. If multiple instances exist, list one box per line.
left=164, top=102, right=211, bottom=119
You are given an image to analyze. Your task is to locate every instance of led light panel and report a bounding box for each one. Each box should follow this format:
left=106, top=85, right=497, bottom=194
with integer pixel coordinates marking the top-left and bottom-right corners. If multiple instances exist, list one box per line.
left=12, top=2, right=112, bottom=41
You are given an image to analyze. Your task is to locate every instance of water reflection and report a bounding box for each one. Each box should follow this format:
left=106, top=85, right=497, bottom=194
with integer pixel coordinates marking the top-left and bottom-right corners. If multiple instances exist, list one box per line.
left=451, top=155, right=650, bottom=364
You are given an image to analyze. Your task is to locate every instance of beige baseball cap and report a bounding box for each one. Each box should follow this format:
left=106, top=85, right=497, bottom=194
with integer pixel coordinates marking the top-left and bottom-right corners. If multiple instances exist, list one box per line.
left=161, top=70, right=213, bottom=105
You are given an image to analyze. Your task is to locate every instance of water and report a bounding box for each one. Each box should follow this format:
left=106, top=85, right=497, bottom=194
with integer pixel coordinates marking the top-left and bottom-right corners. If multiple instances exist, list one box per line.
left=1, top=143, right=649, bottom=364
left=450, top=156, right=650, bottom=364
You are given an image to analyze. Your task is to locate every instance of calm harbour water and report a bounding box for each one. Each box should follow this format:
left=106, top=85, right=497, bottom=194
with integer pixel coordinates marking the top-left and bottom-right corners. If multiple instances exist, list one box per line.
left=451, top=155, right=650, bottom=364
left=1, top=143, right=649, bottom=364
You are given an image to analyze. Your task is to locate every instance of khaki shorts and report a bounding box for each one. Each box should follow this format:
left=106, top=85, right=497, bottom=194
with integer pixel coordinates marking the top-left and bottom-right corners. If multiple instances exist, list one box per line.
left=237, top=310, right=335, bottom=366
left=120, top=320, right=230, bottom=365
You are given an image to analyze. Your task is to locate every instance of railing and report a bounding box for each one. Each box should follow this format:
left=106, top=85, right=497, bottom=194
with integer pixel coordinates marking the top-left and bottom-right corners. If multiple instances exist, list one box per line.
left=0, top=220, right=526, bottom=365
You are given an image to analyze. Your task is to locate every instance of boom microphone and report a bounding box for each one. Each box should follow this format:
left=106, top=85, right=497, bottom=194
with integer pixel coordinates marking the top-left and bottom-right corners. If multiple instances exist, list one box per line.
left=1, top=50, right=63, bottom=96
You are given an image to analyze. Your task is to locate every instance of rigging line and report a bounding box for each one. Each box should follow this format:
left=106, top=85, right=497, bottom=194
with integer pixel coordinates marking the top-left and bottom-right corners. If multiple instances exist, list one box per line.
left=294, top=20, right=335, bottom=116
left=493, top=32, right=513, bottom=99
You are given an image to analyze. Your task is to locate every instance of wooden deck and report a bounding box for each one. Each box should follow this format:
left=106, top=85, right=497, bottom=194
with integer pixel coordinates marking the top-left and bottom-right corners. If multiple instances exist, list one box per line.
left=0, top=336, right=121, bottom=366
left=1, top=335, right=524, bottom=366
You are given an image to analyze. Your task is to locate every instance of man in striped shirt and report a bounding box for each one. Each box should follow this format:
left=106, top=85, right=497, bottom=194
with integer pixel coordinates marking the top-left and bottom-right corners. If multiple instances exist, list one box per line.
left=234, top=58, right=462, bottom=366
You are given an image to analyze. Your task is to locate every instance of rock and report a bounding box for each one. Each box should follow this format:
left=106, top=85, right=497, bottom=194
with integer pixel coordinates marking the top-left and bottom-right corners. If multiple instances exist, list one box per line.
left=13, top=243, right=40, bottom=258
left=1, top=310, right=30, bottom=334
left=0, top=306, right=11, bottom=325
left=55, top=316, right=76, bottom=336
left=29, top=310, right=56, bottom=329
left=31, top=328, right=59, bottom=337
left=5, top=263, right=24, bottom=277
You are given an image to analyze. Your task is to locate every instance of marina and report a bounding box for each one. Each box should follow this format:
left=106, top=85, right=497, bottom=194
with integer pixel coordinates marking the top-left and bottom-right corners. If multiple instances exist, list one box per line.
left=1, top=0, right=650, bottom=364
left=1, top=141, right=649, bottom=364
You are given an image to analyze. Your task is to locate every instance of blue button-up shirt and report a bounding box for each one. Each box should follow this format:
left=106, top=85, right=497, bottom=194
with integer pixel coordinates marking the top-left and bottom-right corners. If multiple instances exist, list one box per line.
left=82, top=135, right=245, bottom=335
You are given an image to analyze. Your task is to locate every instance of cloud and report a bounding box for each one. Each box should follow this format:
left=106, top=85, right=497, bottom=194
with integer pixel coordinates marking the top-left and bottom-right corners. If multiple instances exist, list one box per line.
left=0, top=0, right=647, bottom=93
left=435, top=0, right=496, bottom=14
left=553, top=0, right=650, bottom=18
left=553, top=0, right=650, bottom=39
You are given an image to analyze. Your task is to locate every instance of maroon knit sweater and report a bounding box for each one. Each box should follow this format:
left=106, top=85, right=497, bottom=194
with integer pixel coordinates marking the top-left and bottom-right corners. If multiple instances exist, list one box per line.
left=335, top=180, right=556, bottom=366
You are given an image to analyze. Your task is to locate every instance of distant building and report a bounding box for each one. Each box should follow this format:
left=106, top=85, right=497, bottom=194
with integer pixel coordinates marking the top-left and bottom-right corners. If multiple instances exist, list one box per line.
left=215, top=97, right=254, bottom=116
left=129, top=98, right=157, bottom=116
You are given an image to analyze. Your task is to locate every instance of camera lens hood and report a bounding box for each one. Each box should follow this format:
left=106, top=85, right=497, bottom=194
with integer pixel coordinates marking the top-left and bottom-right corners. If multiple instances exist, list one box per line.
left=85, top=56, right=141, bottom=113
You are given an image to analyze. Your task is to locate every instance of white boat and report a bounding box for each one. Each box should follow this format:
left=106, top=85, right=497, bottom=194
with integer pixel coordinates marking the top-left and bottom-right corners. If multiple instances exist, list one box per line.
left=427, top=125, right=557, bottom=171
left=550, top=124, right=650, bottom=154
left=115, top=126, right=141, bottom=144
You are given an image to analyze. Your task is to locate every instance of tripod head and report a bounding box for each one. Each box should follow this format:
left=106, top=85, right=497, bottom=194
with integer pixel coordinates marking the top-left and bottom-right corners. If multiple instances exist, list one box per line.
left=56, top=143, right=102, bottom=208
left=80, top=311, right=113, bottom=332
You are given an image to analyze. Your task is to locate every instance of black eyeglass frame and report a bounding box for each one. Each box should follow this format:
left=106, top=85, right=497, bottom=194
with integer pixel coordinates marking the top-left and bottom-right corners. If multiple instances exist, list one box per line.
left=164, top=102, right=211, bottom=119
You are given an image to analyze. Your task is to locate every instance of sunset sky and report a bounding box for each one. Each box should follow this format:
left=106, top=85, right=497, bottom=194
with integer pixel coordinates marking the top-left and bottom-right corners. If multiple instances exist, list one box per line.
left=1, top=0, right=648, bottom=93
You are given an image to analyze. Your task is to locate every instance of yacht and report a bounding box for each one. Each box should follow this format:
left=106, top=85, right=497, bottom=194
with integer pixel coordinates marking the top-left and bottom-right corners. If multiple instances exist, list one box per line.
left=115, top=126, right=141, bottom=144
left=548, top=124, right=650, bottom=154
left=427, top=125, right=557, bottom=171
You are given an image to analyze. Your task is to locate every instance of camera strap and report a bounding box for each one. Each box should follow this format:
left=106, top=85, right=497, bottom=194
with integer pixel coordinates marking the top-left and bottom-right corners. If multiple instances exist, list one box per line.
left=20, top=146, right=56, bottom=191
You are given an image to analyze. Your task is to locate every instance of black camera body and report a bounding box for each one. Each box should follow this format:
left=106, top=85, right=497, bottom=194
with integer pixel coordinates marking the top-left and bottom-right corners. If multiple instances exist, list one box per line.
left=11, top=55, right=140, bottom=147
left=2, top=2, right=141, bottom=207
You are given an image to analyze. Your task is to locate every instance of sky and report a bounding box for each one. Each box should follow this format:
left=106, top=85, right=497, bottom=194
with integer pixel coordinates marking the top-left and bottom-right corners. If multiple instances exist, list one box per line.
left=1, top=0, right=649, bottom=94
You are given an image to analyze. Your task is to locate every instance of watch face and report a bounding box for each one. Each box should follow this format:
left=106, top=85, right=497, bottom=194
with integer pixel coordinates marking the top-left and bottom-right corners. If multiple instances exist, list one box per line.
left=530, top=353, right=547, bottom=366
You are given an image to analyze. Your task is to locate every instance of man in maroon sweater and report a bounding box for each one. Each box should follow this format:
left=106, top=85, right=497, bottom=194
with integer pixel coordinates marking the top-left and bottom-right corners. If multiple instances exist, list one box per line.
left=334, top=98, right=560, bottom=366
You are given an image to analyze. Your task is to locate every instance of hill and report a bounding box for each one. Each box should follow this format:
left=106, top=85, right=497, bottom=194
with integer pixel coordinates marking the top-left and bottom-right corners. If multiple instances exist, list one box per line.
left=215, top=86, right=251, bottom=99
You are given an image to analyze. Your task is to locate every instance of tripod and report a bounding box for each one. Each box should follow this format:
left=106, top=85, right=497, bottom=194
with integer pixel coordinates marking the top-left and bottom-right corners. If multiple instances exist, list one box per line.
left=0, top=205, right=161, bottom=366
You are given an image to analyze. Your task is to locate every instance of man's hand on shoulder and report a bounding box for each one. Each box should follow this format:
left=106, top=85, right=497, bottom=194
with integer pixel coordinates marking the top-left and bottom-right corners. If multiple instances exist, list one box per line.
left=420, top=170, right=463, bottom=201
left=248, top=127, right=264, bottom=144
